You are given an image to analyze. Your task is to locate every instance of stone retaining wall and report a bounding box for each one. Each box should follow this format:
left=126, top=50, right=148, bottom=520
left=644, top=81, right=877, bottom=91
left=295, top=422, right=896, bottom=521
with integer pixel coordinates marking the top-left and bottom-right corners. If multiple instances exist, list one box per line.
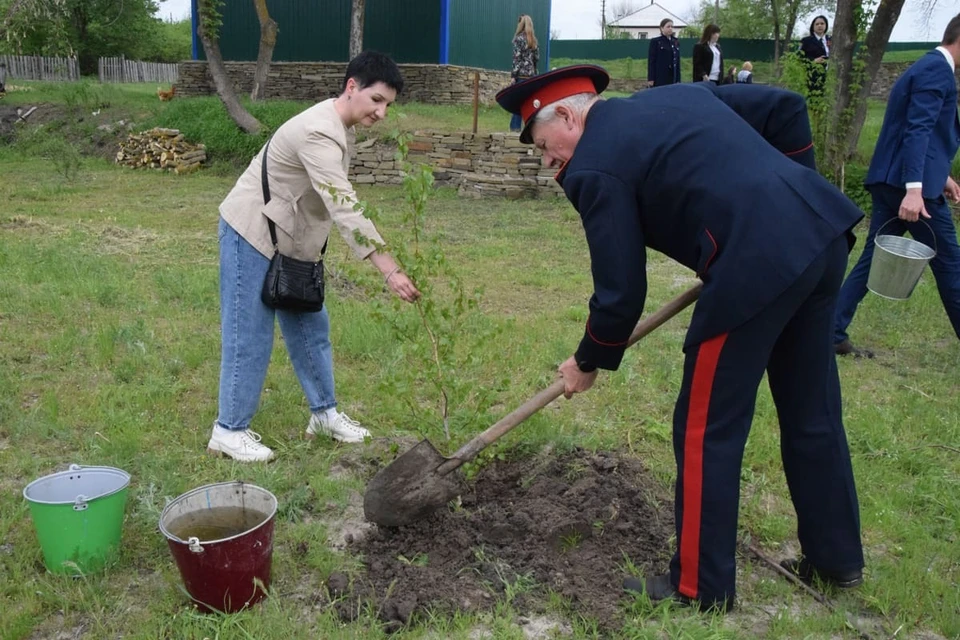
left=870, top=61, right=960, bottom=99
left=177, top=61, right=512, bottom=105
left=349, top=132, right=562, bottom=199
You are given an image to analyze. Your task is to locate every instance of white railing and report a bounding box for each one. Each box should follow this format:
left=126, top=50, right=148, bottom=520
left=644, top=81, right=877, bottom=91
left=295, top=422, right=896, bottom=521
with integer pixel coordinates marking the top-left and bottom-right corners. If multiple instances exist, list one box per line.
left=98, top=57, right=179, bottom=84
left=0, top=55, right=80, bottom=82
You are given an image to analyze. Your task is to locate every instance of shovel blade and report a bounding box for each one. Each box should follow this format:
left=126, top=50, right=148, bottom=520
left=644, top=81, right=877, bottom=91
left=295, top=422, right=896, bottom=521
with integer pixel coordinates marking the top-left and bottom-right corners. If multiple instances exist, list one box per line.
left=363, top=439, right=463, bottom=527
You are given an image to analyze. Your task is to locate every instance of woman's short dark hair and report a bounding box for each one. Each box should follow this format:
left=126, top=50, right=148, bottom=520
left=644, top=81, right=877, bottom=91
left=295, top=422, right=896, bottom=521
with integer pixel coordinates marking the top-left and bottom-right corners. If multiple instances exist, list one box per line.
left=342, top=50, right=404, bottom=94
left=700, top=24, right=720, bottom=44
left=809, top=15, right=829, bottom=36
left=660, top=18, right=673, bottom=29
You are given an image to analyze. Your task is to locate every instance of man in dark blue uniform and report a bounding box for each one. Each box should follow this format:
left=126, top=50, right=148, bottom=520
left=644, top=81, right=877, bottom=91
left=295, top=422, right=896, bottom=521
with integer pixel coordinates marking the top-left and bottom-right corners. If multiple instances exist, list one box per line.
left=496, top=66, right=865, bottom=611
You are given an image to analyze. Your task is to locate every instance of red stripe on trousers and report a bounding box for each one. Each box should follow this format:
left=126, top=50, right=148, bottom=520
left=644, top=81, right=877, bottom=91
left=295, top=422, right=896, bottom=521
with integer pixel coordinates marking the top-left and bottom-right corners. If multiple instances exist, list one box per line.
left=678, top=333, right=728, bottom=599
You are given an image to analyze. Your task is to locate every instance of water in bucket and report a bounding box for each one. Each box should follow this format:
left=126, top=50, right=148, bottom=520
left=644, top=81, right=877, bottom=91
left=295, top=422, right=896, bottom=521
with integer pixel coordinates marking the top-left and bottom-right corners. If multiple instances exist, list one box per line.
left=159, top=482, right=277, bottom=613
left=23, top=464, right=131, bottom=576
left=867, top=220, right=937, bottom=300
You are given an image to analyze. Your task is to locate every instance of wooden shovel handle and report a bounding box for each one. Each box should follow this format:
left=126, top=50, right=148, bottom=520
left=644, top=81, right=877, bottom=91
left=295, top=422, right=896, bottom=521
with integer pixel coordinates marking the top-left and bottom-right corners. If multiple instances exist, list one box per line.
left=436, top=282, right=703, bottom=475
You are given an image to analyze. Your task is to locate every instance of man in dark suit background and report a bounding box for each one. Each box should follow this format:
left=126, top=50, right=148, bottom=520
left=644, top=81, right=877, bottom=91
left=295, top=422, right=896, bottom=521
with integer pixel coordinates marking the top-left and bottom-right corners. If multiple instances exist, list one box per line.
left=834, top=15, right=960, bottom=357
left=497, top=67, right=865, bottom=612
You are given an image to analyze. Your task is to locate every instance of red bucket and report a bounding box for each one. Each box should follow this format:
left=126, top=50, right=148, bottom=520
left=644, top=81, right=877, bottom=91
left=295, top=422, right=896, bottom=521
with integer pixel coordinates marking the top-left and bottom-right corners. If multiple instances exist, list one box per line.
left=159, top=482, right=277, bottom=613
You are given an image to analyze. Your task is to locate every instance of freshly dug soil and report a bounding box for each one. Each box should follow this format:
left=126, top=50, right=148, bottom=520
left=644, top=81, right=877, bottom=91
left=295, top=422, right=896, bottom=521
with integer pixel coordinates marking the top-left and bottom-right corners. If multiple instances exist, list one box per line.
left=337, top=447, right=675, bottom=631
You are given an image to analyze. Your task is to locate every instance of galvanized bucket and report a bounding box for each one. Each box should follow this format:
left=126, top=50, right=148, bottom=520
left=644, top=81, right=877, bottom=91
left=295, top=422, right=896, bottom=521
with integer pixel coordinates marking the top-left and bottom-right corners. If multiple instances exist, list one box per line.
left=23, top=464, right=131, bottom=576
left=159, top=482, right=277, bottom=613
left=867, top=220, right=936, bottom=300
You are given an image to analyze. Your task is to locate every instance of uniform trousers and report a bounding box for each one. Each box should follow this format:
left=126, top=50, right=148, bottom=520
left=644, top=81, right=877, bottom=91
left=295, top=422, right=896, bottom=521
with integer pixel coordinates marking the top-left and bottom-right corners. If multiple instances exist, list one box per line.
left=667, top=234, right=864, bottom=607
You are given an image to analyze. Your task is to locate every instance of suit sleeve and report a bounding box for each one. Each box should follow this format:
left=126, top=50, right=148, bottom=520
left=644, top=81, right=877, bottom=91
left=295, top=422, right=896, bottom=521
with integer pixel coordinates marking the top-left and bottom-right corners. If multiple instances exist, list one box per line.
left=799, top=36, right=817, bottom=61
left=692, top=44, right=703, bottom=81
left=648, top=38, right=658, bottom=82
left=901, top=65, right=948, bottom=186
left=299, top=131, right=385, bottom=259
left=712, top=84, right=816, bottom=169
left=562, top=169, right=648, bottom=371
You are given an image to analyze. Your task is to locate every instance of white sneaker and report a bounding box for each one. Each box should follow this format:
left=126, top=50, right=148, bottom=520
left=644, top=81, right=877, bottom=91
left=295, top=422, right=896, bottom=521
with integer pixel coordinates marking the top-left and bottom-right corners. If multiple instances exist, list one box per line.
left=306, top=411, right=370, bottom=443
left=207, top=423, right=275, bottom=462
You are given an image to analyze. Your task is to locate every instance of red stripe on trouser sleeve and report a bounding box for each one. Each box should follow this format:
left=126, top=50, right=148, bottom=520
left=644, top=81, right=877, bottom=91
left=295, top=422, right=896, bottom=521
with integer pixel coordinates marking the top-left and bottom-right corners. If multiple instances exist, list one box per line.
left=678, top=333, right=728, bottom=599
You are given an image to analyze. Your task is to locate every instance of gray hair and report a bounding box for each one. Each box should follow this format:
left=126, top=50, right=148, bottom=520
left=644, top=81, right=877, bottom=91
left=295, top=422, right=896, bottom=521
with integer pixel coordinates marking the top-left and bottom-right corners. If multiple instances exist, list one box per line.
left=533, top=92, right=601, bottom=127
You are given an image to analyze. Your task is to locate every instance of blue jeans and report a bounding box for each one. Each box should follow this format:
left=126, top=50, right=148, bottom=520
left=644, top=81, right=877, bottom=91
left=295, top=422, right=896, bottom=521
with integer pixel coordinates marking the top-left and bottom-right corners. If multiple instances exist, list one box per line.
left=509, top=111, right=522, bottom=132
left=217, top=218, right=336, bottom=430
left=834, top=184, right=960, bottom=344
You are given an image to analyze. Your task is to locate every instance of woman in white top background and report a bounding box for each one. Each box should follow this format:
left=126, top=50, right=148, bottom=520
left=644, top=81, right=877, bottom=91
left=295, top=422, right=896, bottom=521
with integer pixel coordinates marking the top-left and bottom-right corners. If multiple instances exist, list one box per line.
left=692, top=24, right=724, bottom=84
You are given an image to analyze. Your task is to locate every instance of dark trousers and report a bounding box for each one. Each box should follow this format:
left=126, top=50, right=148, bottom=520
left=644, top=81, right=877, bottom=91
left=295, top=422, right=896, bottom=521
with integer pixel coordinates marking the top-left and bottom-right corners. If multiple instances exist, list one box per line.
left=834, top=183, right=960, bottom=344
left=668, top=235, right=864, bottom=606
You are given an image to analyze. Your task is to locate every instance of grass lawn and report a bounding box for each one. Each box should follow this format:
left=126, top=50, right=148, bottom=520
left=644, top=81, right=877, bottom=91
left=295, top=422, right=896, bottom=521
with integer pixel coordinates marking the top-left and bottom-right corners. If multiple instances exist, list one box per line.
left=1, top=134, right=958, bottom=637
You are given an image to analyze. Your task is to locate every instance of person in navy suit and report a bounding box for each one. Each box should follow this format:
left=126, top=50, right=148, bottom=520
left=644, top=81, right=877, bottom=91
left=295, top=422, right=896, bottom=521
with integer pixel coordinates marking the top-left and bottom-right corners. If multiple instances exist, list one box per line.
left=497, top=66, right=865, bottom=611
left=834, top=16, right=960, bottom=357
left=799, top=15, right=831, bottom=95
left=647, top=18, right=681, bottom=88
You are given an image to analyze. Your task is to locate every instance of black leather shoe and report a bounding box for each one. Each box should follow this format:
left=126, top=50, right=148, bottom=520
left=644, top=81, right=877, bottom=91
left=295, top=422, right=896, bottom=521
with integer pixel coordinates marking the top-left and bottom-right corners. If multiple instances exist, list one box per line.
left=623, top=573, right=734, bottom=612
left=834, top=339, right=875, bottom=358
left=780, top=557, right=863, bottom=589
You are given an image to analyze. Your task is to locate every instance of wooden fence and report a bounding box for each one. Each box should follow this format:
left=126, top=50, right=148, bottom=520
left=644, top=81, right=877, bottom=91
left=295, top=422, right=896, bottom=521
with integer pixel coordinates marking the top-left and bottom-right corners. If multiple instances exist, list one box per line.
left=98, top=57, right=179, bottom=84
left=0, top=55, right=80, bottom=82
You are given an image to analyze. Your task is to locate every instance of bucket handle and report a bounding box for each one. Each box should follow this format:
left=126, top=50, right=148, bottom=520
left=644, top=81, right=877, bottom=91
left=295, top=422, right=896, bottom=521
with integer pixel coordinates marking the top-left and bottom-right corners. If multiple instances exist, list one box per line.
left=876, top=218, right=937, bottom=255
left=188, top=537, right=204, bottom=553
left=73, top=495, right=89, bottom=511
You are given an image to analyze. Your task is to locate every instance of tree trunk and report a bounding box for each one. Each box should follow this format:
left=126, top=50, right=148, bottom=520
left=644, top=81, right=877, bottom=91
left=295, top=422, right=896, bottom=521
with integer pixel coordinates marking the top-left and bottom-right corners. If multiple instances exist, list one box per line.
left=771, top=0, right=781, bottom=67
left=349, top=0, right=365, bottom=59
left=842, top=0, right=906, bottom=159
left=197, top=5, right=262, bottom=135
left=825, top=0, right=905, bottom=177
left=782, top=0, right=802, bottom=66
left=250, top=0, right=278, bottom=101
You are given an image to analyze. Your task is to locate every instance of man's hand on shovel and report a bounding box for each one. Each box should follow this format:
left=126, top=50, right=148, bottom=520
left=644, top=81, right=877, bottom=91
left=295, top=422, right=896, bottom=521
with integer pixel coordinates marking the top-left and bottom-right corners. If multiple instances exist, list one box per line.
left=558, top=356, right=599, bottom=399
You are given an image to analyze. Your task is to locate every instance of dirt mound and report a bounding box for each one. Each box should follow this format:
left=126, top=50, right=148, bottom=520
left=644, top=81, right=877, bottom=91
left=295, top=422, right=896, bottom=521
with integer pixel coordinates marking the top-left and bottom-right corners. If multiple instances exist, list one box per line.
left=337, top=448, right=675, bottom=632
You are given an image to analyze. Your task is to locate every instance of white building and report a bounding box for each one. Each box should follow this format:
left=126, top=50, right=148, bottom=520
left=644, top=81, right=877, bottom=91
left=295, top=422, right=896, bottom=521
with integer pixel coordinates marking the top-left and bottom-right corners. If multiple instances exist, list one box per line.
left=607, top=2, right=688, bottom=40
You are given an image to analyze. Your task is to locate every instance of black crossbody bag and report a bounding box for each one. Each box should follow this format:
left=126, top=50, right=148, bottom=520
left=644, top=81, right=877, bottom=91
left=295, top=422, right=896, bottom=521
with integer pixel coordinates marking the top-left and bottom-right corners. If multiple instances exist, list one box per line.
left=259, top=137, right=327, bottom=312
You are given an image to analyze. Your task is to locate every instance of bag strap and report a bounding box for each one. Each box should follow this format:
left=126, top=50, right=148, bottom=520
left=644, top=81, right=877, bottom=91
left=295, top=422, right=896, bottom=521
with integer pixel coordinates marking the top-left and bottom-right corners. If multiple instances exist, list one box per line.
left=260, top=136, right=327, bottom=257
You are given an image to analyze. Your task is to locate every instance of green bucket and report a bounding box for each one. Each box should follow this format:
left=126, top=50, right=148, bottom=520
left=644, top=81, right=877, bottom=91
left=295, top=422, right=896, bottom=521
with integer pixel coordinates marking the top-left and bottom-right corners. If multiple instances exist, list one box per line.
left=23, top=464, right=131, bottom=576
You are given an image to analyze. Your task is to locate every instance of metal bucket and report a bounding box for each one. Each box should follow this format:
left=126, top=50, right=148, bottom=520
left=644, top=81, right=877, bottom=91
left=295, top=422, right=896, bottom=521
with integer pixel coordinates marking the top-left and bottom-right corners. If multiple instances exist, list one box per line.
left=23, top=464, right=131, bottom=576
left=159, top=481, right=277, bottom=613
left=867, top=220, right=936, bottom=300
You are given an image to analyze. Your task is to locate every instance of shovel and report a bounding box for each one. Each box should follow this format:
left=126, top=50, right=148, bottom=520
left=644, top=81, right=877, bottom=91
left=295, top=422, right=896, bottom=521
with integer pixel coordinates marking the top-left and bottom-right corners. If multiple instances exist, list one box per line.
left=363, top=282, right=702, bottom=527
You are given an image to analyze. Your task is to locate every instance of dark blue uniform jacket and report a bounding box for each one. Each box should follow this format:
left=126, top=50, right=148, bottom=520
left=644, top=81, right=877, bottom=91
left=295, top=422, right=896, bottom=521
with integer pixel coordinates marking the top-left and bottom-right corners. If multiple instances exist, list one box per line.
left=559, top=83, right=864, bottom=370
left=648, top=35, right=681, bottom=87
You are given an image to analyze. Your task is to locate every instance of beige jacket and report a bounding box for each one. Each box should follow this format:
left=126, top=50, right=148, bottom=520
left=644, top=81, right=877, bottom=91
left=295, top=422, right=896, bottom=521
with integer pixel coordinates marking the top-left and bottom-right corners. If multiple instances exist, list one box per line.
left=219, top=99, right=384, bottom=261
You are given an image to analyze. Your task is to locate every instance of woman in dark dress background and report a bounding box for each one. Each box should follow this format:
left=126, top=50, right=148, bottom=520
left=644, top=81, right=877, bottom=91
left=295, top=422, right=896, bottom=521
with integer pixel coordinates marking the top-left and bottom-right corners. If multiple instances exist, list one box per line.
left=799, top=15, right=831, bottom=95
left=647, top=18, right=681, bottom=87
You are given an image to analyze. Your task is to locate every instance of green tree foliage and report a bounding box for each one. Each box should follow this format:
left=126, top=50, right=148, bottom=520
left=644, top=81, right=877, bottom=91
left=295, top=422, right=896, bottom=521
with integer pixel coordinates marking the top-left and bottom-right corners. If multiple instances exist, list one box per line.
left=687, top=0, right=828, bottom=39
left=0, top=0, right=190, bottom=72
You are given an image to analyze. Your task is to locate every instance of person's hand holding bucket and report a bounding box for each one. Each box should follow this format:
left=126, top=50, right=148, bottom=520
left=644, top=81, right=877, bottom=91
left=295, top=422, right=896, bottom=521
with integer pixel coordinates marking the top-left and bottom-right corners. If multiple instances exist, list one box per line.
left=898, top=188, right=930, bottom=222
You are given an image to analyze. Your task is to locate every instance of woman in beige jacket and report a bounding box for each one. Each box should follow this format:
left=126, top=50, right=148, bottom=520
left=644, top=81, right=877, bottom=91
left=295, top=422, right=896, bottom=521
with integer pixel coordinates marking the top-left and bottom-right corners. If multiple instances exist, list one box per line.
left=209, top=51, right=420, bottom=462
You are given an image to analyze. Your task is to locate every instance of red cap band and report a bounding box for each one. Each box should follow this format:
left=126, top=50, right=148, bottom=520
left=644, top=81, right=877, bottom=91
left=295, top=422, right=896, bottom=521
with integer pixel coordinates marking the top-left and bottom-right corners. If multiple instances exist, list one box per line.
left=520, top=76, right=599, bottom=125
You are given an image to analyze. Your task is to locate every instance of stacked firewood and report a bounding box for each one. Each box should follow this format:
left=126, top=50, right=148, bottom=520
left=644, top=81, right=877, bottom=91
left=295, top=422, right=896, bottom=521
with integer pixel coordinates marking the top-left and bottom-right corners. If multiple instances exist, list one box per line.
left=116, top=128, right=207, bottom=174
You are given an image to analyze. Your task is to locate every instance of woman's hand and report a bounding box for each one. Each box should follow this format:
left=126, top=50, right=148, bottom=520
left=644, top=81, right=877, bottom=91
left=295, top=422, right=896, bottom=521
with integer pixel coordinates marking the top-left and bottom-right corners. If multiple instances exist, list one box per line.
left=369, top=251, right=421, bottom=303
left=386, top=269, right=421, bottom=302
left=815, top=56, right=827, bottom=64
